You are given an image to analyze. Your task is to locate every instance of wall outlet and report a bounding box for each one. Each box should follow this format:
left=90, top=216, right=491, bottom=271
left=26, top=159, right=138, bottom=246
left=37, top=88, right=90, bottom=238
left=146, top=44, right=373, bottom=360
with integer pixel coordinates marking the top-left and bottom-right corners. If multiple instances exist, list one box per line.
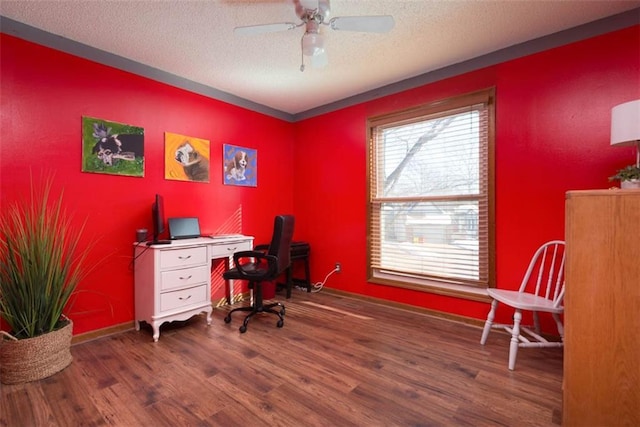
left=335, top=262, right=341, bottom=273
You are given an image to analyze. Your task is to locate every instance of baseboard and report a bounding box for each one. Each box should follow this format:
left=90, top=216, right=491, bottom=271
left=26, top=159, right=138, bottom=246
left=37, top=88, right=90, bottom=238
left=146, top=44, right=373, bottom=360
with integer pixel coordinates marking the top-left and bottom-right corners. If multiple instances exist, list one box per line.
left=321, top=287, right=486, bottom=329
left=71, top=321, right=135, bottom=345
left=69, top=290, right=485, bottom=345
left=71, top=293, right=251, bottom=343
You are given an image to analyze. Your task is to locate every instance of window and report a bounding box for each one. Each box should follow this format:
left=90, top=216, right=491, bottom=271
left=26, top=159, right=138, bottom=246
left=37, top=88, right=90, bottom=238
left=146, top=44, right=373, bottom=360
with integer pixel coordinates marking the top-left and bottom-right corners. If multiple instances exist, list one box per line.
left=367, top=88, right=495, bottom=297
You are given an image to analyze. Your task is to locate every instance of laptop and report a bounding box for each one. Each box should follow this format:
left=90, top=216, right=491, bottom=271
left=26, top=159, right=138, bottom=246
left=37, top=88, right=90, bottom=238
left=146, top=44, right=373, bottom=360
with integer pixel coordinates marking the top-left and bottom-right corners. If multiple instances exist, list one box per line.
left=168, top=217, right=201, bottom=240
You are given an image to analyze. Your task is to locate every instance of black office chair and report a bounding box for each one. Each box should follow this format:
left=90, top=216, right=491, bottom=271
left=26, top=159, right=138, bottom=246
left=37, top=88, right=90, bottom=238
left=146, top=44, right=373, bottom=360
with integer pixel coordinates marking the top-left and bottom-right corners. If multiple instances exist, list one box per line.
left=223, top=215, right=295, bottom=333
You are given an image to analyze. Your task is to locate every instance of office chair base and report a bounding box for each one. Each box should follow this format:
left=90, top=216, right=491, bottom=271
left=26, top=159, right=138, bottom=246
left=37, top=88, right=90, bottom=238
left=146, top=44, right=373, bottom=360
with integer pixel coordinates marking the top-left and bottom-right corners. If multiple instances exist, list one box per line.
left=224, top=302, right=285, bottom=333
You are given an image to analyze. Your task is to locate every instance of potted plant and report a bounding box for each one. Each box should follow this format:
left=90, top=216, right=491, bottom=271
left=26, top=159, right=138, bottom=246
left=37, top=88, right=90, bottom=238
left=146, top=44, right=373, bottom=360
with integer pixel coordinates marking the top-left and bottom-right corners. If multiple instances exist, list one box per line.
left=609, top=165, right=640, bottom=189
left=0, top=175, right=89, bottom=384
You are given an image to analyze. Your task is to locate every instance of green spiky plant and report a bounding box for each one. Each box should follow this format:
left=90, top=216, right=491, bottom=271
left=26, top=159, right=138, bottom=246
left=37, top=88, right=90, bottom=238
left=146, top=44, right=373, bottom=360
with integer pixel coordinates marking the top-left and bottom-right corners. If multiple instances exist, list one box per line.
left=0, top=174, right=89, bottom=339
left=609, top=165, right=640, bottom=182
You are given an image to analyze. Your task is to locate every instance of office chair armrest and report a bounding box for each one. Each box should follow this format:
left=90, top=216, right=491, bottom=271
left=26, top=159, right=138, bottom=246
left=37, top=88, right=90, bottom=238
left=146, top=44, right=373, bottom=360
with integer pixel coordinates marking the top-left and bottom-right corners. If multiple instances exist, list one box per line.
left=253, top=244, right=269, bottom=252
left=232, top=250, right=278, bottom=279
left=232, top=250, right=263, bottom=262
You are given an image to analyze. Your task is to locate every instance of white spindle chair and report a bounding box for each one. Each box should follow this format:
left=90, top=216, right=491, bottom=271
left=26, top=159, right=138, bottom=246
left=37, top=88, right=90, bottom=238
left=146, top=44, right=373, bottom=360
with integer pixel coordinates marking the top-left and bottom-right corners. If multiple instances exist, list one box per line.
left=480, top=240, right=566, bottom=370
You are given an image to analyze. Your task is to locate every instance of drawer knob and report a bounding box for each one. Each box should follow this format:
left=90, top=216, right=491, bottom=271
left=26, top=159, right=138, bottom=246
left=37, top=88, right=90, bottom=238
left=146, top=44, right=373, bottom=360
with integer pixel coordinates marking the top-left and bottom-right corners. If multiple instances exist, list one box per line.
left=179, top=275, right=193, bottom=281
left=179, top=295, right=192, bottom=301
left=178, top=255, right=192, bottom=260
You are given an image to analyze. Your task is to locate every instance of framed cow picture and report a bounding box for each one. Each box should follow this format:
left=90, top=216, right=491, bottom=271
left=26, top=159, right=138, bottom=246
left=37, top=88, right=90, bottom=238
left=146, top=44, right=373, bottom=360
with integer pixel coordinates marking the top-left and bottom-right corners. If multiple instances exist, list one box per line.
left=81, top=116, right=144, bottom=177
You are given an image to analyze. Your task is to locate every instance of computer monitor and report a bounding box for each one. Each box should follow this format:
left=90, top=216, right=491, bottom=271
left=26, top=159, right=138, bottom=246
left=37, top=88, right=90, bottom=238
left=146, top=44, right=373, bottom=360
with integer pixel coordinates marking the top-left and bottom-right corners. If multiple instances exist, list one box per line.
left=148, top=194, right=171, bottom=245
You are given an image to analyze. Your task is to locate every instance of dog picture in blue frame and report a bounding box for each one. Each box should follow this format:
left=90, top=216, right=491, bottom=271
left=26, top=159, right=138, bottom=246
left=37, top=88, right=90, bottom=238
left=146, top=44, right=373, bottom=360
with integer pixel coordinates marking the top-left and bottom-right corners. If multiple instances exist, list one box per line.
left=223, top=144, right=257, bottom=187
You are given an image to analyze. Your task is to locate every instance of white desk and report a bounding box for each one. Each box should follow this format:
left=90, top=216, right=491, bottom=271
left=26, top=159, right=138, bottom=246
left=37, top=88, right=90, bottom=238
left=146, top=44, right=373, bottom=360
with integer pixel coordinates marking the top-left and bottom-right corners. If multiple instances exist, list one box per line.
left=133, top=235, right=253, bottom=341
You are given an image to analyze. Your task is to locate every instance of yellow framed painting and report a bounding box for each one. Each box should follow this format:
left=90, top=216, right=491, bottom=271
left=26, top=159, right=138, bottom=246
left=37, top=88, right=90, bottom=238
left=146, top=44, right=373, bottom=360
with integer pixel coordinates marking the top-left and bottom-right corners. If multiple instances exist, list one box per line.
left=165, top=132, right=210, bottom=182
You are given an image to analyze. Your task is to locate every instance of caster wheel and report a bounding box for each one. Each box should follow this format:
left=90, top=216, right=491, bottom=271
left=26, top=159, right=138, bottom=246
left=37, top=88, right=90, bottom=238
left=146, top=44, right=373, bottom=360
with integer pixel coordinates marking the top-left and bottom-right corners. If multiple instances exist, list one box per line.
left=277, top=319, right=284, bottom=328
left=224, top=315, right=231, bottom=324
left=239, top=325, right=247, bottom=333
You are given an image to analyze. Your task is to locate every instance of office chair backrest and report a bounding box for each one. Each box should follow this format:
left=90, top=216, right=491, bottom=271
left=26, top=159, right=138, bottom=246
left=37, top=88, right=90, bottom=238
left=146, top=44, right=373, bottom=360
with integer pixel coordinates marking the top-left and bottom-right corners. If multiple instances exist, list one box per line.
left=267, top=215, right=295, bottom=275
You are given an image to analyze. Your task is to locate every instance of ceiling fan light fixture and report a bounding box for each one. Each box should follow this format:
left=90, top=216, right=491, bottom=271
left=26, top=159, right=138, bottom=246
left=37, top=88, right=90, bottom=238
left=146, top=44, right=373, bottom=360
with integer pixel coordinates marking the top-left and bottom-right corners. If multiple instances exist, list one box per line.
left=238, top=0, right=395, bottom=70
left=302, top=32, right=325, bottom=56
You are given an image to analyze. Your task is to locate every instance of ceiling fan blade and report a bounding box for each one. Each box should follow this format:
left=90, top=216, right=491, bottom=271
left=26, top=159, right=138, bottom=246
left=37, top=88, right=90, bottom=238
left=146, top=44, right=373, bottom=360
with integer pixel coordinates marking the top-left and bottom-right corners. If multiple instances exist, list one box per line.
left=299, top=0, right=319, bottom=10
left=234, top=22, right=297, bottom=36
left=329, top=15, right=395, bottom=33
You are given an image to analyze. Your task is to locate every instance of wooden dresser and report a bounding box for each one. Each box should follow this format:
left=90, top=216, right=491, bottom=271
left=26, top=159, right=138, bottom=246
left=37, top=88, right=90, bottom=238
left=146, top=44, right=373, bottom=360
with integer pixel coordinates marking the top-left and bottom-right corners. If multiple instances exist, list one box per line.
left=563, top=189, right=640, bottom=426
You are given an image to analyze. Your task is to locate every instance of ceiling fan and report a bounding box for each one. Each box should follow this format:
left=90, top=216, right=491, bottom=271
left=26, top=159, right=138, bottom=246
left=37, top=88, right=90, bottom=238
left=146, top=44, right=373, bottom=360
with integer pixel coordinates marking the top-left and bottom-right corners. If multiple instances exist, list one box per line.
left=234, top=0, right=395, bottom=72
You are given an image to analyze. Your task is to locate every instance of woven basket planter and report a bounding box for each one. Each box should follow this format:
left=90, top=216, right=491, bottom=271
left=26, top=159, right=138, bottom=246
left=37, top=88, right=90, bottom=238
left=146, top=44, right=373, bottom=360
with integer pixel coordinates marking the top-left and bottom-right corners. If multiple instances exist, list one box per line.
left=0, top=319, right=73, bottom=384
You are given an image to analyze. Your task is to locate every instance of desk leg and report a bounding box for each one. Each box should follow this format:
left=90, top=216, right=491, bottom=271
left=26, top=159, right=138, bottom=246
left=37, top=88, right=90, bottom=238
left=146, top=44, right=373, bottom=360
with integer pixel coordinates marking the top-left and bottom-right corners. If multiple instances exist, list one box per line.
left=205, top=306, right=212, bottom=325
left=225, top=256, right=234, bottom=305
left=151, top=321, right=160, bottom=342
left=304, top=257, right=311, bottom=292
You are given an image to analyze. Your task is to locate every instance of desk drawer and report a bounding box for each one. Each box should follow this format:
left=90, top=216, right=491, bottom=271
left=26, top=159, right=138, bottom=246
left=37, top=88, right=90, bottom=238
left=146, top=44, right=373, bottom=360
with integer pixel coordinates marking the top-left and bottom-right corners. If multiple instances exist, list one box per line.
left=160, top=284, right=208, bottom=312
left=160, top=265, right=209, bottom=291
left=160, top=247, right=207, bottom=270
left=209, top=240, right=253, bottom=258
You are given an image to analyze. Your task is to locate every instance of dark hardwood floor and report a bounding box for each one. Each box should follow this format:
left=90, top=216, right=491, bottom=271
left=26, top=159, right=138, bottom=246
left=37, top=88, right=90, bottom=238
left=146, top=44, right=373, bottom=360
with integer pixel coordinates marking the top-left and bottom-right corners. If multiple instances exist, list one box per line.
left=1, top=290, right=563, bottom=426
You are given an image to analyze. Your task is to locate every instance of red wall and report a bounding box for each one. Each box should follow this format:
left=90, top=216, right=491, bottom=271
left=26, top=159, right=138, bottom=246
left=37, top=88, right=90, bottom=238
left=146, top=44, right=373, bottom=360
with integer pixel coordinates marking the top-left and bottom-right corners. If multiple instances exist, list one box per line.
left=2, top=25, right=639, bottom=336
left=293, top=26, right=640, bottom=324
left=0, top=34, right=295, bottom=335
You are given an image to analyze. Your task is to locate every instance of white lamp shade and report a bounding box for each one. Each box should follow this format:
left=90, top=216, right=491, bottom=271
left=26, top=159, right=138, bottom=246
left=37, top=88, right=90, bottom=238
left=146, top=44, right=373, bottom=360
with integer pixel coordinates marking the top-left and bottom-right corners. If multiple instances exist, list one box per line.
left=611, top=99, right=640, bottom=146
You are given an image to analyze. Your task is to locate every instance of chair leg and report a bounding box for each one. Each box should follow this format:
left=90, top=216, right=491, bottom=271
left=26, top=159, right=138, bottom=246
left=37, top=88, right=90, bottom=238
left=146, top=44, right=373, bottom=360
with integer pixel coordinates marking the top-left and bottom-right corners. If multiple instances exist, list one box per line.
left=480, top=299, right=498, bottom=345
left=553, top=313, right=564, bottom=341
left=264, top=301, right=285, bottom=327
left=508, top=309, right=522, bottom=370
left=533, top=311, right=541, bottom=335
left=224, top=282, right=285, bottom=333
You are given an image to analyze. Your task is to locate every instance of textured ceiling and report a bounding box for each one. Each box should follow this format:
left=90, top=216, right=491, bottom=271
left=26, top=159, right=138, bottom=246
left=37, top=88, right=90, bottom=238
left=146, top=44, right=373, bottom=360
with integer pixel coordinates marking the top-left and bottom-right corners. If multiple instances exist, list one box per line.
left=1, top=1, right=639, bottom=117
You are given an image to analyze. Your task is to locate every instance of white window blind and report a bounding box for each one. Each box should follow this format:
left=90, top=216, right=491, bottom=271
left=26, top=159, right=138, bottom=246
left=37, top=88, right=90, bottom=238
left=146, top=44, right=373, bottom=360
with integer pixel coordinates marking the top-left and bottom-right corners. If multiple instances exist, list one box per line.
left=367, top=89, right=495, bottom=290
